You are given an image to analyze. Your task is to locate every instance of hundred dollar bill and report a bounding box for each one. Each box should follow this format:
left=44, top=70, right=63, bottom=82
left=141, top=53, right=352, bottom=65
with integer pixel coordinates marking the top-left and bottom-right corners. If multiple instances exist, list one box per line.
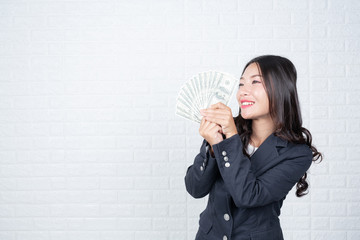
left=175, top=70, right=238, bottom=123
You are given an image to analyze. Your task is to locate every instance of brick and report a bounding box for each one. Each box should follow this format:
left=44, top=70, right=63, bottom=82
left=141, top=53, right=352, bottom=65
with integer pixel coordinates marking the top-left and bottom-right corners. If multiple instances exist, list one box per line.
left=169, top=204, right=186, bottom=217
left=310, top=26, right=328, bottom=38
left=311, top=39, right=345, bottom=52
left=136, top=122, right=168, bottom=135
left=238, top=0, right=272, bottom=10
left=240, top=26, right=273, bottom=38
left=17, top=232, right=49, bottom=240
left=99, top=204, right=133, bottom=217
left=330, top=162, right=360, bottom=174
left=134, top=177, right=169, bottom=190
left=221, top=13, right=254, bottom=25
left=170, top=176, right=186, bottom=189
left=274, top=26, right=308, bottom=39
left=221, top=40, right=254, bottom=53
left=293, top=203, right=310, bottom=216
left=153, top=190, right=186, bottom=203
left=310, top=78, right=328, bottom=91
left=152, top=135, right=186, bottom=149
left=329, top=133, right=360, bottom=146
left=311, top=65, right=346, bottom=78
left=168, top=121, right=186, bottom=135
left=292, top=12, right=309, bottom=25
left=169, top=149, right=186, bottom=162
left=331, top=217, right=360, bottom=230
left=61, top=231, right=100, bottom=240
left=312, top=203, right=347, bottom=216
left=310, top=160, right=328, bottom=174
left=329, top=0, right=360, bottom=10
left=310, top=0, right=327, bottom=10
left=280, top=217, right=310, bottom=230
left=291, top=39, right=309, bottom=52
left=346, top=137, right=360, bottom=151
left=0, top=218, right=34, bottom=230
left=331, top=189, right=360, bottom=202
left=310, top=119, right=346, bottom=133
left=118, top=190, right=152, bottom=204
left=203, top=26, right=237, bottom=40
left=68, top=218, right=118, bottom=230
left=311, top=12, right=345, bottom=25
left=256, top=40, right=291, bottom=52
left=134, top=149, right=168, bottom=162
left=50, top=204, right=99, bottom=217
left=169, top=231, right=187, bottom=240
left=255, top=12, right=291, bottom=25
left=117, top=218, right=152, bottom=231
left=101, top=231, right=134, bottom=240
left=311, top=231, right=346, bottom=240
left=134, top=204, right=168, bottom=217
left=153, top=217, right=187, bottom=230
left=348, top=203, right=360, bottom=216
left=348, top=232, right=360, bottom=240
left=135, top=231, right=167, bottom=240
left=203, top=0, right=237, bottom=12
left=347, top=65, right=360, bottom=76
left=153, top=163, right=187, bottom=176
left=311, top=217, right=330, bottom=230
left=117, top=136, right=151, bottom=149
left=311, top=175, right=346, bottom=188
left=100, top=177, right=133, bottom=190
left=118, top=163, right=151, bottom=176
left=346, top=39, right=360, bottom=51
left=293, top=231, right=310, bottom=240
left=329, top=24, right=360, bottom=38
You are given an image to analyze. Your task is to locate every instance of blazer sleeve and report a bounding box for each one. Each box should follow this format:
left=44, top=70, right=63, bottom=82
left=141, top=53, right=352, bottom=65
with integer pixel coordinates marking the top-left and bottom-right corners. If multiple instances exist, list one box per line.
left=212, top=134, right=313, bottom=208
left=184, top=139, right=220, bottom=198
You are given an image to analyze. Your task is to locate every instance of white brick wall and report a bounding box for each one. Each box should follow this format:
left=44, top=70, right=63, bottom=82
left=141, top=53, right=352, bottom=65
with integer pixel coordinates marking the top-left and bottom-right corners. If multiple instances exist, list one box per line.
left=0, top=0, right=359, bottom=239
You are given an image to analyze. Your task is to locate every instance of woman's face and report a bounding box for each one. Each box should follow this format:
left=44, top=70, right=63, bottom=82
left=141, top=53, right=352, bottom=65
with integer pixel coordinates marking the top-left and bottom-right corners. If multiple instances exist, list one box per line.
left=236, top=63, right=271, bottom=121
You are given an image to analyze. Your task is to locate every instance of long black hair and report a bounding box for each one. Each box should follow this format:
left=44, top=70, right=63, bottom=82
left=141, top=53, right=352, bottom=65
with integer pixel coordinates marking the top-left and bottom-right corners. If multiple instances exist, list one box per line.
left=234, top=55, right=322, bottom=197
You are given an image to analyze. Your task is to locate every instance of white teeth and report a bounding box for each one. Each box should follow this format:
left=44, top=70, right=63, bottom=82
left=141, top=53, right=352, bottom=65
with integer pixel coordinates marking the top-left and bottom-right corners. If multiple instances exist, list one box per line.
left=242, top=102, right=254, bottom=106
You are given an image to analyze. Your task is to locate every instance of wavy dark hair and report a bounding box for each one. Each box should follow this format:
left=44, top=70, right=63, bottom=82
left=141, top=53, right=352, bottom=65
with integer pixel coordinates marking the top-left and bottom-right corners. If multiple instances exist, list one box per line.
left=234, top=55, right=322, bottom=197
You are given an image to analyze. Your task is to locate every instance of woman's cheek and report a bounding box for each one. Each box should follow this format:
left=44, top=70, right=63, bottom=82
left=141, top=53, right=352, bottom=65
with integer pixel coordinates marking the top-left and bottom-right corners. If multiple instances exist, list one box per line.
left=236, top=89, right=241, bottom=105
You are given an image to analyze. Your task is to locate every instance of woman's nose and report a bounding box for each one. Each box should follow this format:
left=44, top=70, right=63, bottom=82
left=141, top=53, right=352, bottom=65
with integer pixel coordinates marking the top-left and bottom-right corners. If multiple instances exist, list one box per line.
left=239, top=84, right=250, bottom=96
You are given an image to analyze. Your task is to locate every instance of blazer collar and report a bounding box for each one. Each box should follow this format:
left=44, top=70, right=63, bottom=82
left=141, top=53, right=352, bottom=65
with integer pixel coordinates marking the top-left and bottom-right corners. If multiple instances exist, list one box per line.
left=250, top=133, right=288, bottom=175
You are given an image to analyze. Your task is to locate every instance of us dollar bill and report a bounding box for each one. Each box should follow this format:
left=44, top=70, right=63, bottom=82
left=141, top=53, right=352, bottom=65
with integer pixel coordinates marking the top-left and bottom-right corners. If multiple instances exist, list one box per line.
left=175, top=71, right=238, bottom=123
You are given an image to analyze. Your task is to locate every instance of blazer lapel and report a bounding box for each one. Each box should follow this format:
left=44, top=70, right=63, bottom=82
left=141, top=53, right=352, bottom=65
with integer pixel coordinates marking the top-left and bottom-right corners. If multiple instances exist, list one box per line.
left=250, top=134, right=288, bottom=176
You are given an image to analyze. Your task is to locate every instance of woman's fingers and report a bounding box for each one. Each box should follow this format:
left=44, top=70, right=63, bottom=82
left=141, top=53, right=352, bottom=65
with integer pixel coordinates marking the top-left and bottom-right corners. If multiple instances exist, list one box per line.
left=199, top=102, right=238, bottom=141
left=200, top=103, right=238, bottom=139
left=201, top=108, right=232, bottom=126
left=201, top=108, right=229, bottom=118
left=199, top=118, right=223, bottom=145
left=209, top=102, right=227, bottom=109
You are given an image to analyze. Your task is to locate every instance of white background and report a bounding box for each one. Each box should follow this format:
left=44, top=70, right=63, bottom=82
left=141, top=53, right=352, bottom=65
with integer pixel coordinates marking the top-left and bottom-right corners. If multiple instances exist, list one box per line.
left=0, top=0, right=359, bottom=239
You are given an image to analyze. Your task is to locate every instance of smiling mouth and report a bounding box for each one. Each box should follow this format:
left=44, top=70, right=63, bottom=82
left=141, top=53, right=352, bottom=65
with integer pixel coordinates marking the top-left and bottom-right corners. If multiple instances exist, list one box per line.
left=241, top=101, right=255, bottom=108
left=242, top=102, right=254, bottom=106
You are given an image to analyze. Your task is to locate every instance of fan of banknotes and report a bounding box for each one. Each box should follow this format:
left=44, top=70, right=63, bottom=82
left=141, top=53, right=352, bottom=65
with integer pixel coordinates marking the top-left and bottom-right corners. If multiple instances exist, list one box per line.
left=175, top=70, right=238, bottom=123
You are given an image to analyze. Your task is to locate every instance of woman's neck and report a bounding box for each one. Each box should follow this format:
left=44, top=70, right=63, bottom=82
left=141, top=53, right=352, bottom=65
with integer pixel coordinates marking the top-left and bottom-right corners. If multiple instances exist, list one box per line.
left=250, top=118, right=276, bottom=147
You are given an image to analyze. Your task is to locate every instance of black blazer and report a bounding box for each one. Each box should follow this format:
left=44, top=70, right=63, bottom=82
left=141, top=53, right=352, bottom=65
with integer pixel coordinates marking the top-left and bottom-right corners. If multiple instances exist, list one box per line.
left=185, top=133, right=312, bottom=240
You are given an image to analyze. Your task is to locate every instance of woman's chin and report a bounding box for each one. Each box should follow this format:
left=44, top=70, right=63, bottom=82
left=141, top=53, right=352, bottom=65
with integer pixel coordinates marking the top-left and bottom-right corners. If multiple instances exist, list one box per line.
left=240, top=113, right=252, bottom=119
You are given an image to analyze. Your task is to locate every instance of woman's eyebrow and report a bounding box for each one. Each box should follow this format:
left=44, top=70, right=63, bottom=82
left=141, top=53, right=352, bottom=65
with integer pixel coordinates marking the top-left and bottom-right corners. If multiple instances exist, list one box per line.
left=240, top=74, right=262, bottom=80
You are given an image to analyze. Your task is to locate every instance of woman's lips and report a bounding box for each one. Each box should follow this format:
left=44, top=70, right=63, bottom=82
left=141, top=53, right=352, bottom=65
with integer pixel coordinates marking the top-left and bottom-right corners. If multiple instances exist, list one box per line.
left=240, top=100, right=255, bottom=108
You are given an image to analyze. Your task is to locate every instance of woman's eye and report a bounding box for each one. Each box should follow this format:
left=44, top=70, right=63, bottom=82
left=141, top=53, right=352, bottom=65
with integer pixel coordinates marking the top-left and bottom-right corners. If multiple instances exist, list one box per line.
left=238, top=83, right=244, bottom=87
left=252, top=80, right=261, bottom=84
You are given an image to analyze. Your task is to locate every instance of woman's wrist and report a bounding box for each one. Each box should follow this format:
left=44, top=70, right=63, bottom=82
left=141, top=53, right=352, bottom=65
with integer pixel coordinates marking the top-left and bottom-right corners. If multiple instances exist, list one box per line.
left=210, top=147, right=215, bottom=158
left=225, top=131, right=238, bottom=139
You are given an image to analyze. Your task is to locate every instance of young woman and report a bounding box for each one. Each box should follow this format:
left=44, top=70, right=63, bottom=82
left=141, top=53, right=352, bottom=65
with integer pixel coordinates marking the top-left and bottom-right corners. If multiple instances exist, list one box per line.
left=185, top=55, right=322, bottom=240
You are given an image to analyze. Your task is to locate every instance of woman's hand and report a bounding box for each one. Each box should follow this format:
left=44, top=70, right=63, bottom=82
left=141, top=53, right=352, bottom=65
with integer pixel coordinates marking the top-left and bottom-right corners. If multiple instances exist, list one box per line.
left=199, top=117, right=224, bottom=147
left=200, top=102, right=238, bottom=139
